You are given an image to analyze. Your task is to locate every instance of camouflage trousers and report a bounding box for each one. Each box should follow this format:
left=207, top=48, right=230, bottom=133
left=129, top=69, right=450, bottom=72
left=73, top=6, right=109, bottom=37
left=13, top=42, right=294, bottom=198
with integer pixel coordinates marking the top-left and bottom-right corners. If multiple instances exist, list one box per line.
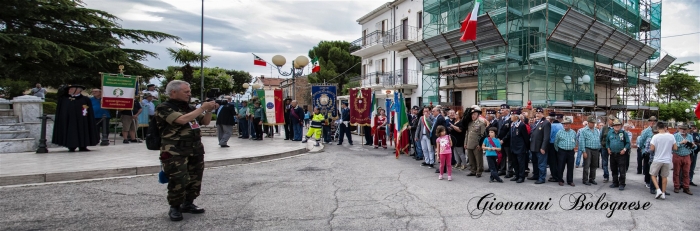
left=161, top=153, right=205, bottom=206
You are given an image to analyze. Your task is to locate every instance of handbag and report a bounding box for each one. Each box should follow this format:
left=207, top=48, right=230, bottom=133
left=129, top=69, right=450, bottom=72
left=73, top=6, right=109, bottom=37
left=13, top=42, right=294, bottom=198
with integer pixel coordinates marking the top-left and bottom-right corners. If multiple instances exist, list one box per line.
left=487, top=137, right=503, bottom=165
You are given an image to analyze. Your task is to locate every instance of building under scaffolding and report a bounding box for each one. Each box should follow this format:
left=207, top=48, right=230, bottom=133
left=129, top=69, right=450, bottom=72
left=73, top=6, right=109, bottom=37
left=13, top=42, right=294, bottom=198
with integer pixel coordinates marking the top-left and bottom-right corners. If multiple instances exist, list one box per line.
left=408, top=0, right=675, bottom=119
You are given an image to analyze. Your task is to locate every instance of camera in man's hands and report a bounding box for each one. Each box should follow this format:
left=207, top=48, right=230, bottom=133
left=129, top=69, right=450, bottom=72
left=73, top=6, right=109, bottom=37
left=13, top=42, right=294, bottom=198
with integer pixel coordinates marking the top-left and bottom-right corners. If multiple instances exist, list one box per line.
left=684, top=141, right=694, bottom=149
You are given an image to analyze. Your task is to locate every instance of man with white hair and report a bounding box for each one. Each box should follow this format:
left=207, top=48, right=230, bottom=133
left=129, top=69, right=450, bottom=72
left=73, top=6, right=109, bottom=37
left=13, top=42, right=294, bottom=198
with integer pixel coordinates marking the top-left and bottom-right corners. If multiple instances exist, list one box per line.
left=156, top=80, right=217, bottom=221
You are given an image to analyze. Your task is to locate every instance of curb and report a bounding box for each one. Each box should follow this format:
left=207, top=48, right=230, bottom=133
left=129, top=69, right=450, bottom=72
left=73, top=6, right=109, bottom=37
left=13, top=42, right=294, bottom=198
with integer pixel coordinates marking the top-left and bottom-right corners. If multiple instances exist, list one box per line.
left=0, top=148, right=308, bottom=186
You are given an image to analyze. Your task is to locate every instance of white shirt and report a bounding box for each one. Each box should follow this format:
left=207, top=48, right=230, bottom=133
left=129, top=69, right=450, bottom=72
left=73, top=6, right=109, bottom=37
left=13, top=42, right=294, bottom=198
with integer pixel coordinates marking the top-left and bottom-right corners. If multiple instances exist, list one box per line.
left=650, top=133, right=675, bottom=164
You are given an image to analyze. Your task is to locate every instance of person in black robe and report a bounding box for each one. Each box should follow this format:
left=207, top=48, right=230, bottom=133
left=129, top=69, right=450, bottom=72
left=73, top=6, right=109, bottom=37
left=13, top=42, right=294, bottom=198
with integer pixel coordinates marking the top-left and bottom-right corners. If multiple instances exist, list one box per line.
left=52, top=84, right=100, bottom=152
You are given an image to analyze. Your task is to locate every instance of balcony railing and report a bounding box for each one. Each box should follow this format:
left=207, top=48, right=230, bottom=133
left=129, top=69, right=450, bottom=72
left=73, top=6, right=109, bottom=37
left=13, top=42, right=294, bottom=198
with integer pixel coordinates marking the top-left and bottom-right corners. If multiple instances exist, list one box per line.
left=349, top=30, right=384, bottom=53
left=383, top=69, right=419, bottom=87
left=383, top=25, right=421, bottom=47
left=360, top=72, right=390, bottom=88
left=563, top=90, right=595, bottom=101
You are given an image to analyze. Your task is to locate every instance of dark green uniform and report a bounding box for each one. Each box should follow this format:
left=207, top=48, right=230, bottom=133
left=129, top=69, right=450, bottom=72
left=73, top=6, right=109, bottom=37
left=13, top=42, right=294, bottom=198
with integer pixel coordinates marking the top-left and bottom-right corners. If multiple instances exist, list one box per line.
left=156, top=100, right=206, bottom=206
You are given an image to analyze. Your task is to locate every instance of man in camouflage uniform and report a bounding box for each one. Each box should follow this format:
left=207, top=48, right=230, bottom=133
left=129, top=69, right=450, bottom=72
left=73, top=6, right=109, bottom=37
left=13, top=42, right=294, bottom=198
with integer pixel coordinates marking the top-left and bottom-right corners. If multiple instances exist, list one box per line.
left=156, top=80, right=217, bottom=221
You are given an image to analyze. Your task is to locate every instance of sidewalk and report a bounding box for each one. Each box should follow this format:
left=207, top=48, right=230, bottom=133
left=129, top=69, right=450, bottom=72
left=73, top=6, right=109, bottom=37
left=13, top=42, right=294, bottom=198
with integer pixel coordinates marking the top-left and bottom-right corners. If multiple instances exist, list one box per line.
left=0, top=134, right=309, bottom=186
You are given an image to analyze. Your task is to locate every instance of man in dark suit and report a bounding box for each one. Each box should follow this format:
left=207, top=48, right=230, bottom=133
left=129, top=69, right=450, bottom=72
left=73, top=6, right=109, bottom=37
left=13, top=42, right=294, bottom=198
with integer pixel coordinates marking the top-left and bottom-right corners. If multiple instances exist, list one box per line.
left=529, top=107, right=551, bottom=184
left=509, top=110, right=530, bottom=183
left=290, top=100, right=304, bottom=141
left=497, top=104, right=514, bottom=177
left=430, top=107, right=448, bottom=173
left=337, top=102, right=353, bottom=145
left=283, top=98, right=293, bottom=140
left=409, top=106, right=420, bottom=158
left=216, top=96, right=237, bottom=147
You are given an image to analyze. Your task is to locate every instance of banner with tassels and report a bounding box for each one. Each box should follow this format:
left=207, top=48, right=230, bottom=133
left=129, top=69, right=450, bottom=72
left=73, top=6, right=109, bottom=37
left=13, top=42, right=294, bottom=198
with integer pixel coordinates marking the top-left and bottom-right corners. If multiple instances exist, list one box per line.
left=349, top=88, right=371, bottom=126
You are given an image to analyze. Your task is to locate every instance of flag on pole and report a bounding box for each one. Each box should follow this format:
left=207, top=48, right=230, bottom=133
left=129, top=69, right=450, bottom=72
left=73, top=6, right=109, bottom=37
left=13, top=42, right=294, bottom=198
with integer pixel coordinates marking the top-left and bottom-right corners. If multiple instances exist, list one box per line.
left=394, top=92, right=410, bottom=158
left=311, top=57, right=321, bottom=73
left=370, top=92, right=377, bottom=136
left=460, top=0, right=481, bottom=42
left=256, top=89, right=268, bottom=123
left=254, top=54, right=267, bottom=66
left=264, top=89, right=285, bottom=125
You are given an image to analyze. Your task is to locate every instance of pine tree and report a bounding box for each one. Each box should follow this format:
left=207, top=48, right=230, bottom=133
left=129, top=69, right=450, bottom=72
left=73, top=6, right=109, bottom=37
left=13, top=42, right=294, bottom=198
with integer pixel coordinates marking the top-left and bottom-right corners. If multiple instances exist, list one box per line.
left=0, top=0, right=180, bottom=88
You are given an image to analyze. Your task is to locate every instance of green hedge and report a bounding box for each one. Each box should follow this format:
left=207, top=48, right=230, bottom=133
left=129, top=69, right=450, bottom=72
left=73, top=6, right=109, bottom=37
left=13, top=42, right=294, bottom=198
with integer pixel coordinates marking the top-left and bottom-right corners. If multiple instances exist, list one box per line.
left=43, top=102, right=57, bottom=114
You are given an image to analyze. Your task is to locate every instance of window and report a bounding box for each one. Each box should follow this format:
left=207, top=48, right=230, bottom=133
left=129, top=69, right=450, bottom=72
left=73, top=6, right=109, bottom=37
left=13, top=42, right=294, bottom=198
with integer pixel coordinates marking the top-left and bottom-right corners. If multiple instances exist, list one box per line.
left=362, top=30, right=367, bottom=45
left=417, top=11, right=422, bottom=29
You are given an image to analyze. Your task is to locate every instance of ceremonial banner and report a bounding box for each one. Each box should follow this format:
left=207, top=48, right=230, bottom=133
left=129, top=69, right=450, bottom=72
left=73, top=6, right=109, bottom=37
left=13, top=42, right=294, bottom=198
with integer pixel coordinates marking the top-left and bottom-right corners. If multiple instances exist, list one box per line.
left=394, top=92, right=410, bottom=157
left=349, top=88, right=371, bottom=126
left=101, top=74, right=136, bottom=110
left=257, top=89, right=268, bottom=123
left=311, top=85, right=337, bottom=113
left=263, top=89, right=280, bottom=125
left=274, top=89, right=285, bottom=124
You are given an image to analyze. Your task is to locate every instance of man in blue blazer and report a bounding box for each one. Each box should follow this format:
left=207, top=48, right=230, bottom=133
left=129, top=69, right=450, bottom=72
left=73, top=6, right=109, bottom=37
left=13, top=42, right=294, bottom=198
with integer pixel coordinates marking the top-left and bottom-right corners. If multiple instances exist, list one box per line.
left=510, top=110, right=530, bottom=183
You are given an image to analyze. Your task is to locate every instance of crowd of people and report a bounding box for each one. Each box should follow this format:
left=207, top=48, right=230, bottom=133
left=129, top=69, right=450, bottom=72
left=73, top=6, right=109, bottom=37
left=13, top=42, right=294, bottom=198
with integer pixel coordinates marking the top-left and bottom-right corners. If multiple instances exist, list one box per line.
left=400, top=104, right=697, bottom=198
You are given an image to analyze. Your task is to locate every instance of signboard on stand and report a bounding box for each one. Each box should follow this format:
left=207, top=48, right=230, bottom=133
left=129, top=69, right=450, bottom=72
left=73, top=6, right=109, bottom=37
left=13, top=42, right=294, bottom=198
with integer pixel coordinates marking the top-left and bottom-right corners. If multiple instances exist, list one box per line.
left=101, top=74, right=136, bottom=110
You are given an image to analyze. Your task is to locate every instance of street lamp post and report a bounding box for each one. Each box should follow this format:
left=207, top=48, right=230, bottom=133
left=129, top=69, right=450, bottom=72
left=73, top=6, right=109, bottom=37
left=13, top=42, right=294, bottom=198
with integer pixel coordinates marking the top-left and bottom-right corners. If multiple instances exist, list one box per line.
left=271, top=55, right=309, bottom=100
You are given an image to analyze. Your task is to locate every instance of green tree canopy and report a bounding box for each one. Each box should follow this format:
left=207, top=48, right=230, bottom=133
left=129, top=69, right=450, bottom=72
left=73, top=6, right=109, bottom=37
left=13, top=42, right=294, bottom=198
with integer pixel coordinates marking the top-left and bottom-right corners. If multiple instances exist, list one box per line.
left=658, top=61, right=699, bottom=102
left=0, top=0, right=180, bottom=88
left=307, top=41, right=361, bottom=93
left=648, top=101, right=695, bottom=122
left=166, top=47, right=210, bottom=84
left=163, top=66, right=251, bottom=100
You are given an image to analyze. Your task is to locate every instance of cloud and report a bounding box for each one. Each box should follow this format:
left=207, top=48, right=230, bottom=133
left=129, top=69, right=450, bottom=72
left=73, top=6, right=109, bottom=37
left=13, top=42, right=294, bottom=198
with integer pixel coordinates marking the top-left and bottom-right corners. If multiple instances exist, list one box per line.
left=82, top=0, right=379, bottom=78
left=82, top=0, right=700, bottom=79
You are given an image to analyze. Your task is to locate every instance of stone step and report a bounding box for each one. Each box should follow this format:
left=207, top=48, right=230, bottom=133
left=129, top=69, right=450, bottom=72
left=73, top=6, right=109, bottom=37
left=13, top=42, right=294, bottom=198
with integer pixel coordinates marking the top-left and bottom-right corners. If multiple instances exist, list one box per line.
left=0, top=130, right=31, bottom=139
left=0, top=123, right=25, bottom=131
left=0, top=109, right=13, bottom=116
left=0, top=116, right=19, bottom=124
left=0, top=138, right=35, bottom=153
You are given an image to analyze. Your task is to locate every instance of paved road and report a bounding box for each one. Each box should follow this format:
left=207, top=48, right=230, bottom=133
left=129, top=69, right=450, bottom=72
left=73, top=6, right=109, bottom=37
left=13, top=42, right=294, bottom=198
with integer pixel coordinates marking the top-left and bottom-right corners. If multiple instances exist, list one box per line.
left=1, top=143, right=698, bottom=230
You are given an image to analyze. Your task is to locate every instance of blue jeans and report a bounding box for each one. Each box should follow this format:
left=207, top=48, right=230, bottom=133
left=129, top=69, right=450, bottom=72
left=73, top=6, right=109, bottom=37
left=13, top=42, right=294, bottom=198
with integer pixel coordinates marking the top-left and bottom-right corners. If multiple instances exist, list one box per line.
left=239, top=119, right=249, bottom=138
left=293, top=123, right=303, bottom=141
left=576, top=149, right=583, bottom=167
left=537, top=152, right=548, bottom=182
left=415, top=137, right=424, bottom=159
left=601, top=148, right=610, bottom=179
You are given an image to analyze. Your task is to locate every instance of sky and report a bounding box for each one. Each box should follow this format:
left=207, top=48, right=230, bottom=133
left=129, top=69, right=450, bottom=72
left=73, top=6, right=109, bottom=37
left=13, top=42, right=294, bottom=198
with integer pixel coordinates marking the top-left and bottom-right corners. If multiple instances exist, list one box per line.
left=81, top=0, right=700, bottom=83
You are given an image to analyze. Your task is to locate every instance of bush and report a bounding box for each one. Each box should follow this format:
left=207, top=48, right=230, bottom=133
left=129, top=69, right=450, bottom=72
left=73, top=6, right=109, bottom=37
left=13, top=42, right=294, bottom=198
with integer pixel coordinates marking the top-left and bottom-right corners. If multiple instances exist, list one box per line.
left=0, top=79, right=30, bottom=98
left=44, top=92, right=58, bottom=103
left=43, top=102, right=57, bottom=114
left=211, top=114, right=217, bottom=121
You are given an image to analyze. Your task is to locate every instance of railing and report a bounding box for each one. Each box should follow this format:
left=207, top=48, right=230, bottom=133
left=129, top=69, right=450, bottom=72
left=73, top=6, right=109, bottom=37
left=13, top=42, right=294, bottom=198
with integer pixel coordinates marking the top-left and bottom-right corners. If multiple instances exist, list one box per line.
left=383, top=69, right=419, bottom=87
left=382, top=25, right=421, bottom=46
left=563, top=90, right=595, bottom=101
left=360, top=72, right=390, bottom=88
left=349, top=30, right=384, bottom=53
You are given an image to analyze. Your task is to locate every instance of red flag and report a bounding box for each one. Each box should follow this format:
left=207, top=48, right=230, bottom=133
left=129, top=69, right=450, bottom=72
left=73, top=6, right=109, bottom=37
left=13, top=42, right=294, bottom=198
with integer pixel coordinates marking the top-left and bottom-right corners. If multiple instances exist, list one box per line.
left=275, top=89, right=285, bottom=124
left=349, top=88, right=371, bottom=126
left=254, top=55, right=266, bottom=66
left=695, top=102, right=700, bottom=119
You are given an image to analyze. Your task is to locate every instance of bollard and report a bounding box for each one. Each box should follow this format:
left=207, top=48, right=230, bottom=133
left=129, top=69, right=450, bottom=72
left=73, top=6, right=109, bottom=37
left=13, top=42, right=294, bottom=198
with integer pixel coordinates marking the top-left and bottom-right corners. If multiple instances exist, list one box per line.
left=36, top=114, right=52, bottom=153
left=100, top=114, right=110, bottom=146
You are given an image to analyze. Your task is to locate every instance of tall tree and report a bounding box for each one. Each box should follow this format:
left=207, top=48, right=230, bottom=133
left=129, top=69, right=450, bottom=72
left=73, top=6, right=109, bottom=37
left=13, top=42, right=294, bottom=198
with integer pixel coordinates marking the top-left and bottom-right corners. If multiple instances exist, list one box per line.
left=0, top=0, right=180, bottom=88
left=658, top=61, right=700, bottom=102
left=166, top=67, right=251, bottom=99
left=166, top=47, right=210, bottom=84
left=307, top=41, right=362, bottom=92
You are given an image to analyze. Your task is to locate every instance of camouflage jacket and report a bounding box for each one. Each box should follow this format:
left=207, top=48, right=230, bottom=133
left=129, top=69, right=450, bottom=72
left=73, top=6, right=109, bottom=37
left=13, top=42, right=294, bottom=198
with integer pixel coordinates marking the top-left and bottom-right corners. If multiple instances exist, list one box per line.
left=155, top=100, right=205, bottom=156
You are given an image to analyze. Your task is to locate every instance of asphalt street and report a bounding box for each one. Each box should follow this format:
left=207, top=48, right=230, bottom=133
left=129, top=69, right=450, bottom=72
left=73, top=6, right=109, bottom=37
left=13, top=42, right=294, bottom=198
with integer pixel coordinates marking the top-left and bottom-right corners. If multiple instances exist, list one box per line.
left=1, top=144, right=698, bottom=230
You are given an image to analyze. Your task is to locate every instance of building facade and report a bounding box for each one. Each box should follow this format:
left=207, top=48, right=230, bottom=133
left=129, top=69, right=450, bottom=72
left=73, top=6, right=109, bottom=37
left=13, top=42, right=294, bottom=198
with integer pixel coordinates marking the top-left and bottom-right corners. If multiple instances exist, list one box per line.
left=349, top=0, right=426, bottom=110
left=352, top=0, right=673, bottom=118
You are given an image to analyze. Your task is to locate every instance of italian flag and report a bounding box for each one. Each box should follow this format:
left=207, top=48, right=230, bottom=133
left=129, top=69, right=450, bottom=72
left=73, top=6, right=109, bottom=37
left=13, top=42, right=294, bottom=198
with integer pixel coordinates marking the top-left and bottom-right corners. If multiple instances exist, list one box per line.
left=460, top=0, right=481, bottom=42
left=311, top=57, right=320, bottom=73
left=254, top=54, right=266, bottom=66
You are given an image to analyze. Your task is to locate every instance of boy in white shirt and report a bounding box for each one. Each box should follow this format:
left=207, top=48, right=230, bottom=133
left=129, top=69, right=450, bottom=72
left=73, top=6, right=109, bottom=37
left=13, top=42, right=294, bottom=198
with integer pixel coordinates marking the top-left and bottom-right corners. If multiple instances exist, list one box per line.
left=649, top=122, right=677, bottom=199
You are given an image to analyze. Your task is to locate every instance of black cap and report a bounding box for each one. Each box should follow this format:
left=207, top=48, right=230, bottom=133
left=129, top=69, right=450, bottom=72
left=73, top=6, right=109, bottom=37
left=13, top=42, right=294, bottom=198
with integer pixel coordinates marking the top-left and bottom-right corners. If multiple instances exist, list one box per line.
left=556, top=114, right=564, bottom=119
left=147, top=84, right=155, bottom=87
left=486, top=110, right=496, bottom=115
left=548, top=111, right=556, bottom=117
left=511, top=110, right=521, bottom=115
left=500, top=104, right=510, bottom=109
left=411, top=106, right=419, bottom=110
left=535, top=107, right=544, bottom=113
